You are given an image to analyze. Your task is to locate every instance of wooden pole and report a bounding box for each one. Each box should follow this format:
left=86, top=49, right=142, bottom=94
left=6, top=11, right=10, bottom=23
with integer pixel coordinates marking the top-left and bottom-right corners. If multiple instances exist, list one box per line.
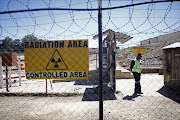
left=0, top=56, right=3, bottom=89
left=6, top=66, right=9, bottom=92
left=18, top=58, right=21, bottom=86
left=46, top=79, right=47, bottom=95
left=8, top=67, right=12, bottom=87
left=50, top=80, right=53, bottom=90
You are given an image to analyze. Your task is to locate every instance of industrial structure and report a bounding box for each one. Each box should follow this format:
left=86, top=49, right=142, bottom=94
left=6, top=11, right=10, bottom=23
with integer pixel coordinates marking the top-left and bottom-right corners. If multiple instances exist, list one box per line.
left=163, top=42, right=180, bottom=90
left=140, top=31, right=180, bottom=45
left=93, top=29, right=133, bottom=91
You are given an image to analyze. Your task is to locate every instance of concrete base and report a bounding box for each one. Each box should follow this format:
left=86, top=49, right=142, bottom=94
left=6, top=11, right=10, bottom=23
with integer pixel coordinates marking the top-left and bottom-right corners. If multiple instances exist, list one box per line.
left=125, top=67, right=163, bottom=74
left=52, top=67, right=163, bottom=82
left=116, top=62, right=134, bottom=79
left=89, top=68, right=134, bottom=80
left=116, top=70, right=134, bottom=79
left=89, top=69, right=107, bottom=80
left=142, top=67, right=163, bottom=75
left=52, top=63, right=135, bottom=83
left=142, top=67, right=159, bottom=73
left=52, top=69, right=107, bottom=83
left=159, top=68, right=163, bottom=75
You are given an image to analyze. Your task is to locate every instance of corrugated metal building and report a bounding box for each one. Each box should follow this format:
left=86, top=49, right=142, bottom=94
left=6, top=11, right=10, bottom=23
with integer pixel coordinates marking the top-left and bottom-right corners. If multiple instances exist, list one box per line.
left=141, top=31, right=180, bottom=45
left=163, top=42, right=180, bottom=90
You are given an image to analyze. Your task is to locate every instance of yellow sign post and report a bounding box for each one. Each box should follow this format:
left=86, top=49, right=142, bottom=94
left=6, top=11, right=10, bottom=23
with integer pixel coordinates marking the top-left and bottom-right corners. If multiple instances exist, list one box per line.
left=133, top=47, right=145, bottom=54
left=24, top=40, right=89, bottom=79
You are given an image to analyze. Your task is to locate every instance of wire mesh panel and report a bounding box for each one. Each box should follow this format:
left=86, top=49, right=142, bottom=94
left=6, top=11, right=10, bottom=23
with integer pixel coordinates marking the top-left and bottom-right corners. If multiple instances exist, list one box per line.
left=0, top=0, right=180, bottom=120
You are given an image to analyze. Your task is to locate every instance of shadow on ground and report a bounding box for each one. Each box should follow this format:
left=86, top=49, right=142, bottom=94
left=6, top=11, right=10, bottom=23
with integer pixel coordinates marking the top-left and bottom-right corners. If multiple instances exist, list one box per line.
left=122, top=94, right=141, bottom=101
left=82, top=86, right=117, bottom=101
left=157, top=86, right=180, bottom=103
left=74, top=79, right=98, bottom=86
left=74, top=79, right=118, bottom=101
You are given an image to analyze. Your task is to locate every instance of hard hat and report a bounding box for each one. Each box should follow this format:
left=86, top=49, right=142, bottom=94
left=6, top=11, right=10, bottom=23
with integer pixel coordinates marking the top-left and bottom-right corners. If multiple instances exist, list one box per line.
left=137, top=53, right=142, bottom=57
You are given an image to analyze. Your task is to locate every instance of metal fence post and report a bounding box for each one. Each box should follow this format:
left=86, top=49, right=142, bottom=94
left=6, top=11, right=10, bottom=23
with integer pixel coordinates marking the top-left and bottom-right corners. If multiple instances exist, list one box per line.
left=112, top=34, right=116, bottom=92
left=96, top=53, right=98, bottom=69
left=0, top=56, right=3, bottom=89
left=98, top=0, right=103, bottom=120
left=112, top=51, right=116, bottom=92
left=46, top=79, right=47, bottom=95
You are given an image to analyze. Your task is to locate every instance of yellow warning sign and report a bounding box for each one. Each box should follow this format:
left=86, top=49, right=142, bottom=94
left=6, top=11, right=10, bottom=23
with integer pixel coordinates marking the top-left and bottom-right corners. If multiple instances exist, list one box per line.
left=133, top=47, right=145, bottom=54
left=24, top=40, right=89, bottom=79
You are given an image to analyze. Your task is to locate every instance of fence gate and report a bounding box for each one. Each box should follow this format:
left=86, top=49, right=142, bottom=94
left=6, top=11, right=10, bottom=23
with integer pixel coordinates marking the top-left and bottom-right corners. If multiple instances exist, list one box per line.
left=0, top=0, right=180, bottom=120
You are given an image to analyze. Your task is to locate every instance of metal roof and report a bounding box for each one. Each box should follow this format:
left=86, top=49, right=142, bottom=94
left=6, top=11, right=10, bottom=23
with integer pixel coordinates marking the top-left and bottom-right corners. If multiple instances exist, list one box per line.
left=104, top=32, right=133, bottom=44
left=163, top=42, right=180, bottom=49
left=93, top=29, right=133, bottom=44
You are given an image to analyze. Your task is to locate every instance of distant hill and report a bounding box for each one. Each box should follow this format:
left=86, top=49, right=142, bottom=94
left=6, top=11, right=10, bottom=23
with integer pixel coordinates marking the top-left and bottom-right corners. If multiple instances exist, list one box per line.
left=117, top=31, right=180, bottom=67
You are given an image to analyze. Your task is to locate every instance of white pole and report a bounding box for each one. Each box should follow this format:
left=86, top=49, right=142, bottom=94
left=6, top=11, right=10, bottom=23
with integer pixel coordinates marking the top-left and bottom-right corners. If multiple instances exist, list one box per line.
left=0, top=55, right=3, bottom=88
left=8, top=67, right=12, bottom=87
left=18, top=58, right=21, bottom=86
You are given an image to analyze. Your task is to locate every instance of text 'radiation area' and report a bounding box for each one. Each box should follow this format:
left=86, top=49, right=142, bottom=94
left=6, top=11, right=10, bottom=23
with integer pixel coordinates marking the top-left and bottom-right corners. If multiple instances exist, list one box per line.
left=24, top=40, right=88, bottom=48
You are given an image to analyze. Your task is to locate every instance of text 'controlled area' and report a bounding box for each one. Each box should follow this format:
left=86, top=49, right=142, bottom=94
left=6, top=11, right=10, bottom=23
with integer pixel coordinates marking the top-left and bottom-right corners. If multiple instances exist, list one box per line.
left=26, top=71, right=89, bottom=79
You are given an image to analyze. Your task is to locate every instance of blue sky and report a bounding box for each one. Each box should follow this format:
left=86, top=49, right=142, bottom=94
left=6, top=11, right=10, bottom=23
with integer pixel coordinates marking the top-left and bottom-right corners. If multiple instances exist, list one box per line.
left=0, top=0, right=180, bottom=48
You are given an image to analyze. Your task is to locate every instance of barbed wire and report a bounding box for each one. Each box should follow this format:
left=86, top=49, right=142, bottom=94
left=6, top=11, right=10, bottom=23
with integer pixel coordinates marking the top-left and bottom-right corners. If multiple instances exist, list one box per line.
left=0, top=0, right=179, bottom=41
left=1, top=0, right=179, bottom=14
left=0, top=1, right=180, bottom=120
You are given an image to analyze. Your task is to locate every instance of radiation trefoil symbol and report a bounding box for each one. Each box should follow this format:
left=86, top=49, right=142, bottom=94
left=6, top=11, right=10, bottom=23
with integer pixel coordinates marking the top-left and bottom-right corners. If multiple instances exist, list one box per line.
left=46, top=49, right=68, bottom=70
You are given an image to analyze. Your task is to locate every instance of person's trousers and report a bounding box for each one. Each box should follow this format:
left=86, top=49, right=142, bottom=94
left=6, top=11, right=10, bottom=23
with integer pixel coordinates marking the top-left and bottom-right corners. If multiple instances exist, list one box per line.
left=132, top=72, right=141, bottom=93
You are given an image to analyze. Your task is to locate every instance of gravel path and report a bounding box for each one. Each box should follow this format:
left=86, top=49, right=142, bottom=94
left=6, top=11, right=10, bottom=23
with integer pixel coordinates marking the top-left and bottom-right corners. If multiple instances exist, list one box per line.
left=0, top=94, right=179, bottom=120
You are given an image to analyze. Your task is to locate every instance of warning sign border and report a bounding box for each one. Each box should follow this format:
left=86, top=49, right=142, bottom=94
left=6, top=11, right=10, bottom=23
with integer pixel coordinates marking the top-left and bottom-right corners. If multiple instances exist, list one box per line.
left=24, top=40, right=89, bottom=80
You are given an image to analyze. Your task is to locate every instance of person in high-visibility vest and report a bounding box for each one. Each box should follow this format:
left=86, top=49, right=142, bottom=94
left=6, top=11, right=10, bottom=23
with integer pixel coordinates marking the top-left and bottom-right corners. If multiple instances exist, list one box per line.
left=130, top=53, right=143, bottom=94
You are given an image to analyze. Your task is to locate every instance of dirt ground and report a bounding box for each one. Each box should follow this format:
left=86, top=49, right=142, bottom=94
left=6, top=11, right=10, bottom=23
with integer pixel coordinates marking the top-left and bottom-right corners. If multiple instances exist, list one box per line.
left=1, top=64, right=180, bottom=120
left=0, top=93, right=180, bottom=120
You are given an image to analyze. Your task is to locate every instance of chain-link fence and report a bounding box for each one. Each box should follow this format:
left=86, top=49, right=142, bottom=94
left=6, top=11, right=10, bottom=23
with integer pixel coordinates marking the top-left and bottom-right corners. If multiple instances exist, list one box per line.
left=0, top=0, right=180, bottom=120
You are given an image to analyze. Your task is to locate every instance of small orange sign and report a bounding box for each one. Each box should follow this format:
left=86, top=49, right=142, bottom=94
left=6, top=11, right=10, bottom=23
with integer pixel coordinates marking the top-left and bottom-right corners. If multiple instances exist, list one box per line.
left=133, top=47, right=145, bottom=54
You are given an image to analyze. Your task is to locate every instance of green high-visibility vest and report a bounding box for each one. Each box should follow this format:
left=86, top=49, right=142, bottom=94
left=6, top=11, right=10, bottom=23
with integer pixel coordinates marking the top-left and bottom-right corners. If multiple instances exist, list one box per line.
left=132, top=59, right=141, bottom=73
